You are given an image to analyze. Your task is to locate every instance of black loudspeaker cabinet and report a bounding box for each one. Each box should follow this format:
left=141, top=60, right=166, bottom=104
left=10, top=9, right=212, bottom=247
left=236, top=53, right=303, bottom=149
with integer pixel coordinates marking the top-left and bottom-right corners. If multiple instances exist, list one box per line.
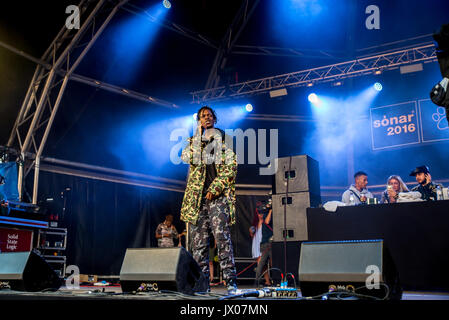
left=119, top=247, right=208, bottom=295
left=298, top=240, right=402, bottom=300
left=272, top=192, right=320, bottom=242
left=274, top=155, right=320, bottom=196
left=0, top=250, right=61, bottom=292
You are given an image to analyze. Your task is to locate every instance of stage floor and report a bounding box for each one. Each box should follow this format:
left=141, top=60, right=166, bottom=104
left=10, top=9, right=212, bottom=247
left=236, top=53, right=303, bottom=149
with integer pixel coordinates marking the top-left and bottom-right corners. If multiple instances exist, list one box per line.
left=1, top=284, right=448, bottom=301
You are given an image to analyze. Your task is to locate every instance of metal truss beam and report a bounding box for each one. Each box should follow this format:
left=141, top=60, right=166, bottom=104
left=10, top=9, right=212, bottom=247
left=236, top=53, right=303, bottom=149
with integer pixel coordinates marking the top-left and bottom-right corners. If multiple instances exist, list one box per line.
left=39, top=158, right=274, bottom=196
left=205, top=0, right=261, bottom=90
left=5, top=0, right=130, bottom=203
left=191, top=43, right=438, bottom=103
left=121, top=2, right=218, bottom=50
left=29, top=155, right=273, bottom=196
left=0, top=40, right=179, bottom=110
left=69, top=73, right=179, bottom=108
left=231, top=45, right=346, bottom=60
left=245, top=113, right=316, bottom=123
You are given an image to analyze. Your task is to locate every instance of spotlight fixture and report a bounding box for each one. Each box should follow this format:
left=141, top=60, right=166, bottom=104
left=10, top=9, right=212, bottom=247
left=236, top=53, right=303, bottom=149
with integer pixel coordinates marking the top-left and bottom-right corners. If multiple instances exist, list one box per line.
left=245, top=104, right=253, bottom=112
left=374, top=82, right=383, bottom=91
left=163, top=0, right=171, bottom=9
left=306, top=82, right=314, bottom=87
left=374, top=70, right=382, bottom=75
left=308, top=93, right=319, bottom=104
left=332, top=81, right=342, bottom=87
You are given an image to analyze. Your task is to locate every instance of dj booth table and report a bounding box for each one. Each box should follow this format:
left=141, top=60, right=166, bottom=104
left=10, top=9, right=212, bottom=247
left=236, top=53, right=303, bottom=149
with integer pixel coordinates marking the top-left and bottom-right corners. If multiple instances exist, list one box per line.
left=306, top=200, right=449, bottom=291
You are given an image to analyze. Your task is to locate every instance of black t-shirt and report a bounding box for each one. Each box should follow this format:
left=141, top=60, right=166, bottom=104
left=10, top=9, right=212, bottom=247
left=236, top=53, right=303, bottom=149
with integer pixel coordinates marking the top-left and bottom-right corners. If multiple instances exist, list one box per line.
left=202, top=136, right=218, bottom=195
left=199, top=128, right=229, bottom=196
left=203, top=164, right=217, bottom=195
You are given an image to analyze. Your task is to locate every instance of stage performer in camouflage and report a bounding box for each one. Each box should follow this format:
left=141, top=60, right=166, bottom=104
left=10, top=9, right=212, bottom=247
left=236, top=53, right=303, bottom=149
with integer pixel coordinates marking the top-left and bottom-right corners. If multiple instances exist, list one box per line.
left=180, top=105, right=238, bottom=293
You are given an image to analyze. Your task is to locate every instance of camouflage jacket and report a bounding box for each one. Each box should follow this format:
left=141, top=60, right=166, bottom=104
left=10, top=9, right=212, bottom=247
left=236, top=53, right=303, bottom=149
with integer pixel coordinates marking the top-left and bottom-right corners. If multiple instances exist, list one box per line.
left=180, top=133, right=237, bottom=226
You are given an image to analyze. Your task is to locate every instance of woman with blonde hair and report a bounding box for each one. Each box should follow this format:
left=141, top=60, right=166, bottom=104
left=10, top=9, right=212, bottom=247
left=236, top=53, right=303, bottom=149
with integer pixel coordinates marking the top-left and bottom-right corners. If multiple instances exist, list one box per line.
left=381, top=175, right=410, bottom=203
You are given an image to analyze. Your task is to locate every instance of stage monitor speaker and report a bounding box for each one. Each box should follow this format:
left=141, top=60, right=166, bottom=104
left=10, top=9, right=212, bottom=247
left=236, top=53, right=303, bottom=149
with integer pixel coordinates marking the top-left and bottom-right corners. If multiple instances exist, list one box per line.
left=0, top=251, right=61, bottom=292
left=298, top=240, right=402, bottom=300
left=272, top=192, right=320, bottom=241
left=119, top=247, right=208, bottom=295
left=274, top=155, right=320, bottom=196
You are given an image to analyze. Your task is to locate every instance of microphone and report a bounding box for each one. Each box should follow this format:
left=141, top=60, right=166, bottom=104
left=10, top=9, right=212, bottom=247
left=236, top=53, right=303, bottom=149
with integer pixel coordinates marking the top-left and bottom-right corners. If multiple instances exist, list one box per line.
left=201, top=132, right=214, bottom=143
left=240, top=288, right=272, bottom=298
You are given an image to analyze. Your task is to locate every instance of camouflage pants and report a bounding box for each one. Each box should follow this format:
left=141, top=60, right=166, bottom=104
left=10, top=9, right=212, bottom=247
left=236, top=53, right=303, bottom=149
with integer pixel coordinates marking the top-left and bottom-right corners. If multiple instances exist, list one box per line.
left=190, top=196, right=236, bottom=283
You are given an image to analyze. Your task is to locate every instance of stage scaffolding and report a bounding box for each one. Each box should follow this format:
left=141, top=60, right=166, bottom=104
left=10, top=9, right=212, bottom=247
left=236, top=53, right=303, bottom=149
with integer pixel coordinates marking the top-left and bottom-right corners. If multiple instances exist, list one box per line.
left=3, top=0, right=439, bottom=206
left=5, top=0, right=133, bottom=203
left=191, top=43, right=438, bottom=103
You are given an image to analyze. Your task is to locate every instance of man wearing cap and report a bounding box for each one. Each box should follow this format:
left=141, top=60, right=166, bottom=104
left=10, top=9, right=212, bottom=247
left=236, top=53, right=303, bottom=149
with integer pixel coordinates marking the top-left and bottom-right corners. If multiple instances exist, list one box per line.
left=410, top=166, right=438, bottom=201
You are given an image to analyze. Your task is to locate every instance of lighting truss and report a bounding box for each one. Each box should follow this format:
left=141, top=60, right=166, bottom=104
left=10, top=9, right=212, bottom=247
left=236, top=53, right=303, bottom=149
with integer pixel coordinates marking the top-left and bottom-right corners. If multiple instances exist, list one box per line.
left=205, top=0, right=261, bottom=90
left=191, top=43, right=437, bottom=103
left=232, top=45, right=346, bottom=60
left=6, top=0, right=129, bottom=203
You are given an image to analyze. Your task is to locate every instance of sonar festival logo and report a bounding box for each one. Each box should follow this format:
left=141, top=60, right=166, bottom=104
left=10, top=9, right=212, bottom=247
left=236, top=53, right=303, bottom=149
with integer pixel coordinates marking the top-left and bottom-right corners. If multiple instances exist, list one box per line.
left=370, top=101, right=421, bottom=150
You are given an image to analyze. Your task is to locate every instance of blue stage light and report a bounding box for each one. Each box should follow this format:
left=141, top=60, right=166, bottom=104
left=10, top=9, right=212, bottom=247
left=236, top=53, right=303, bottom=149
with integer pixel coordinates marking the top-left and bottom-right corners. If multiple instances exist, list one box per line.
left=308, top=93, right=319, bottom=104
left=374, top=82, right=383, bottom=91
left=105, top=3, right=169, bottom=86
left=163, top=0, right=171, bottom=9
left=245, top=104, right=253, bottom=112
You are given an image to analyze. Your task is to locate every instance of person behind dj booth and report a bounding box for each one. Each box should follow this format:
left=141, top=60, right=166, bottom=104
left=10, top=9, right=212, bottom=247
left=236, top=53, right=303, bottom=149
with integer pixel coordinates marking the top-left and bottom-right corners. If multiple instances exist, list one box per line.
left=341, top=171, right=374, bottom=205
left=409, top=165, right=439, bottom=201
left=380, top=175, right=410, bottom=204
left=254, top=200, right=273, bottom=287
left=180, top=105, right=238, bottom=294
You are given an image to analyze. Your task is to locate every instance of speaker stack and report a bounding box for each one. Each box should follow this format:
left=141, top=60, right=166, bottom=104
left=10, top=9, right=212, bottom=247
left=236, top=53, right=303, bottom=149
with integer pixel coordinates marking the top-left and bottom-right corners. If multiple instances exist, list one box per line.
left=271, top=155, right=321, bottom=282
left=272, top=155, right=321, bottom=242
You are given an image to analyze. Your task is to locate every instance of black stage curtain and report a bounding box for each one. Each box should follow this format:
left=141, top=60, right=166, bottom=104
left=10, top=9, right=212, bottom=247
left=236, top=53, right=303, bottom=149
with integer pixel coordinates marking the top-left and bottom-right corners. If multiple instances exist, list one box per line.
left=27, top=171, right=267, bottom=275
left=30, top=171, right=183, bottom=275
